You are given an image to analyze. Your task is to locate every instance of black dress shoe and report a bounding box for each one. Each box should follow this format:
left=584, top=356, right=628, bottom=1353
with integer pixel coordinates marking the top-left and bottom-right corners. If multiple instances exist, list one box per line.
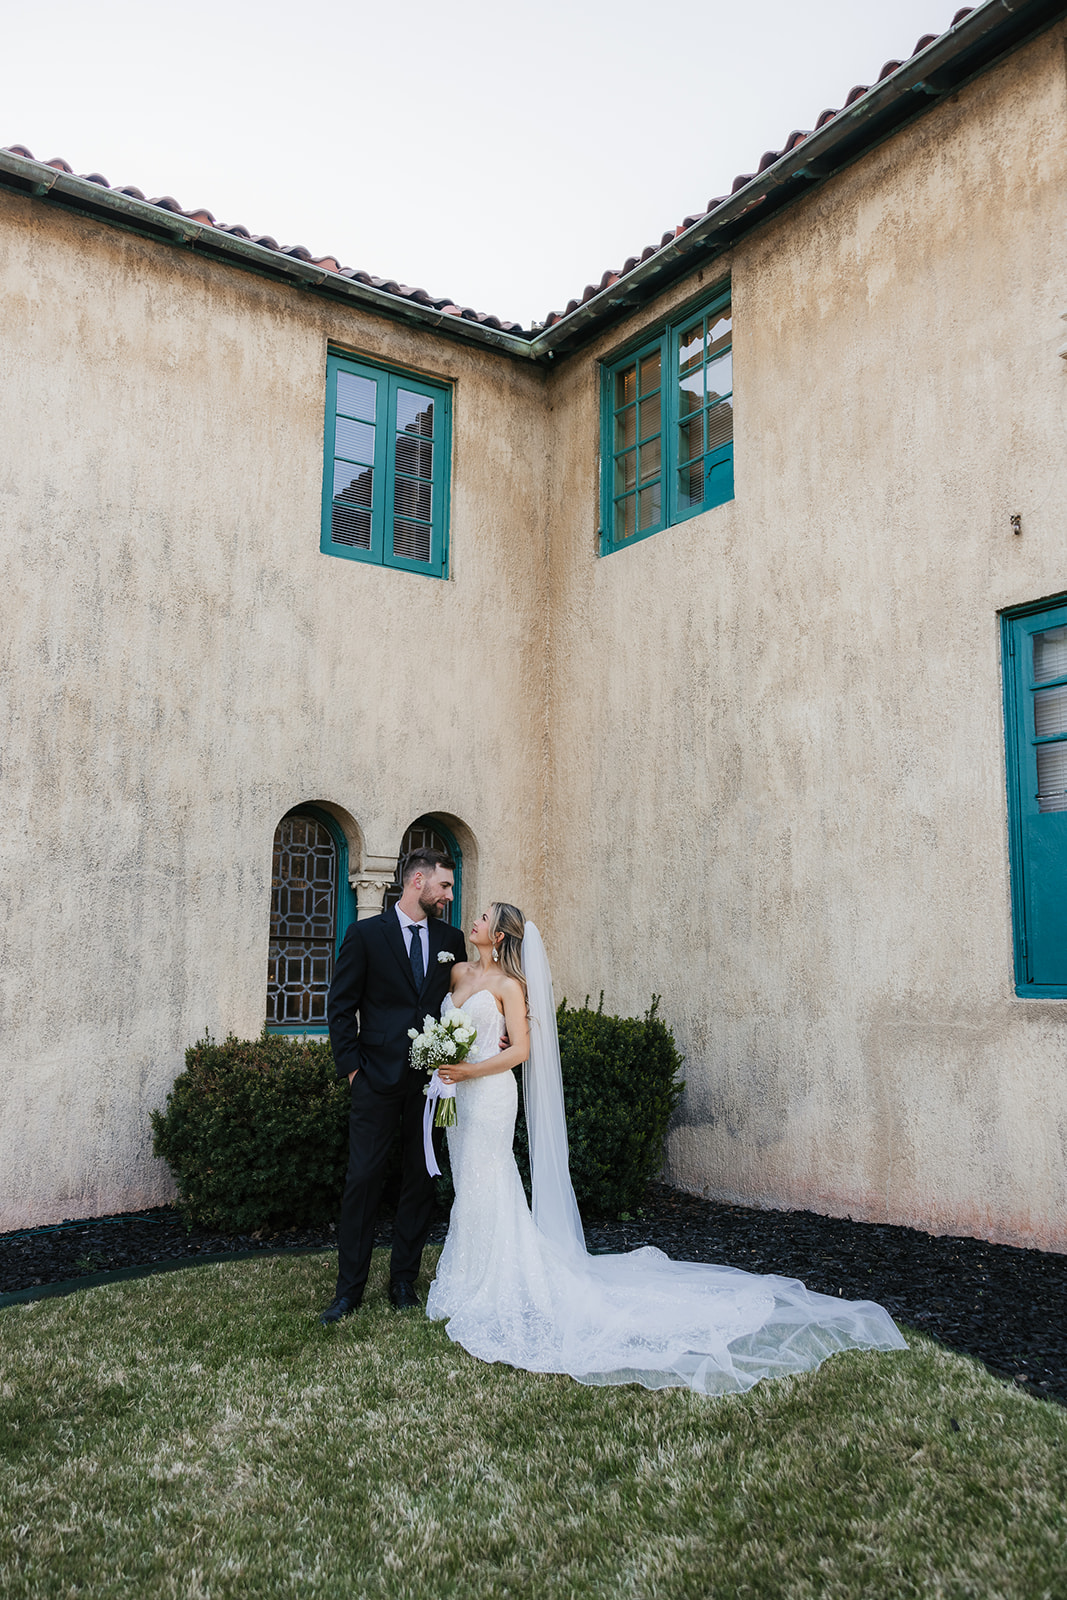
left=388, top=1280, right=421, bottom=1310
left=320, top=1294, right=360, bottom=1324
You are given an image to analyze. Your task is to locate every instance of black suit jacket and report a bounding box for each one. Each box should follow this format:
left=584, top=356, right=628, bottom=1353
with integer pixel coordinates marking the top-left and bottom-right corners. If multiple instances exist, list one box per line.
left=327, top=911, right=468, bottom=1092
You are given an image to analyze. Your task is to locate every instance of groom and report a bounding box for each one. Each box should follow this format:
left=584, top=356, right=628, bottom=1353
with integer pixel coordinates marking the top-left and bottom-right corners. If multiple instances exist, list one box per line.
left=320, top=848, right=467, bottom=1323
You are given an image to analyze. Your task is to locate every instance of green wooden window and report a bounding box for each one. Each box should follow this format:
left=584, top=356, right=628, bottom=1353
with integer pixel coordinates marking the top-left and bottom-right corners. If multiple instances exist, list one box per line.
left=322, top=351, right=451, bottom=577
left=1002, top=597, right=1067, bottom=996
left=601, top=285, right=733, bottom=554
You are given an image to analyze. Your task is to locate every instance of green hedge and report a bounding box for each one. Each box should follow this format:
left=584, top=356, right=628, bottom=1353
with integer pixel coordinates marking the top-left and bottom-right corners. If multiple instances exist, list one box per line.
left=151, top=999, right=684, bottom=1231
left=513, top=995, right=685, bottom=1218
left=150, top=1032, right=348, bottom=1231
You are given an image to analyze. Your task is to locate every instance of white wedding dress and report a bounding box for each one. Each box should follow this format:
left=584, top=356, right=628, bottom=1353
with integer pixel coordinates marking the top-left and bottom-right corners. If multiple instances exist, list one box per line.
left=426, top=949, right=905, bottom=1397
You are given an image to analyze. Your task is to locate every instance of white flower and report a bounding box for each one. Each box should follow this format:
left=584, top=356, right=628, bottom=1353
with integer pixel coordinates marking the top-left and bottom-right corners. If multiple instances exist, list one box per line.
left=424, top=1015, right=436, bottom=1031
left=438, top=951, right=456, bottom=964
left=442, top=1040, right=456, bottom=1058
left=407, top=1028, right=419, bottom=1040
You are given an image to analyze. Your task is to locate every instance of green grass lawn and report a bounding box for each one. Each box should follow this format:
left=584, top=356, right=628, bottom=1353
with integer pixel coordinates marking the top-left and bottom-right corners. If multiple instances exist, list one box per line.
left=1, top=1249, right=1064, bottom=1599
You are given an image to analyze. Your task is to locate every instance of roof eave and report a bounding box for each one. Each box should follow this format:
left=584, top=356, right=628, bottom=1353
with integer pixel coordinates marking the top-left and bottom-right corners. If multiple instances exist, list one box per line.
left=3, top=0, right=1064, bottom=366
left=0, top=150, right=539, bottom=361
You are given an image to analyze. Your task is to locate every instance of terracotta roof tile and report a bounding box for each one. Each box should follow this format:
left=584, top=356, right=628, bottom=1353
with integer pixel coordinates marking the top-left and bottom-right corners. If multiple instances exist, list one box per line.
left=0, top=8, right=985, bottom=339
left=1, top=144, right=528, bottom=333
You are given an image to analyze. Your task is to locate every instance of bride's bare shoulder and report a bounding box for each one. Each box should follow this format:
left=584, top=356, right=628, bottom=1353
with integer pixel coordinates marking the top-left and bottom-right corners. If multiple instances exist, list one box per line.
left=450, top=960, right=476, bottom=986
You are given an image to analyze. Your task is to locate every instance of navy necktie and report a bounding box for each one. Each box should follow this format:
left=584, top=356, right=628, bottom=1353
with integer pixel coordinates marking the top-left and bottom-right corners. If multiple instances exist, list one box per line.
left=409, top=924, right=425, bottom=989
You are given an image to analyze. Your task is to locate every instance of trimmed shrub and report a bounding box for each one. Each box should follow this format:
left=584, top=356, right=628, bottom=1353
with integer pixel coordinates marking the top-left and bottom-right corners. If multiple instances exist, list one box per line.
left=151, top=996, right=684, bottom=1232
left=515, top=995, right=685, bottom=1218
left=151, top=1031, right=348, bottom=1231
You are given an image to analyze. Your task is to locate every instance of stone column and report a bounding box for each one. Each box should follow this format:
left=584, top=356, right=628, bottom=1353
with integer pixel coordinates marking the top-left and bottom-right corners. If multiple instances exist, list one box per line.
left=350, top=873, right=395, bottom=919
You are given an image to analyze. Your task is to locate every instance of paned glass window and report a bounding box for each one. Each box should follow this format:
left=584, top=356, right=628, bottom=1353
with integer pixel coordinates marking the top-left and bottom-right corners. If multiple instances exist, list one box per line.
left=322, top=352, right=451, bottom=577
left=612, top=348, right=663, bottom=541
left=601, top=285, right=732, bottom=554
left=1001, top=599, right=1067, bottom=995
left=266, top=812, right=338, bottom=1026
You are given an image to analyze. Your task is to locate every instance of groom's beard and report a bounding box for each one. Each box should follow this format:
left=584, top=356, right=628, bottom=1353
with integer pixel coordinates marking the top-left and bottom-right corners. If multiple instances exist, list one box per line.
left=418, top=894, right=448, bottom=920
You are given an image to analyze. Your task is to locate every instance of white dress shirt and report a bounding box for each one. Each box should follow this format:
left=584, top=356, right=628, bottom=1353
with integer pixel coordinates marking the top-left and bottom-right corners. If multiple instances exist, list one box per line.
left=396, top=906, right=428, bottom=975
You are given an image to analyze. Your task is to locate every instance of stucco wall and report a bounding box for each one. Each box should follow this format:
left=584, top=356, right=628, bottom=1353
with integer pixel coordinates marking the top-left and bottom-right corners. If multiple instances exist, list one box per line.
left=4, top=24, right=1066, bottom=1247
left=541, top=25, right=1067, bottom=1250
left=0, top=202, right=549, bottom=1227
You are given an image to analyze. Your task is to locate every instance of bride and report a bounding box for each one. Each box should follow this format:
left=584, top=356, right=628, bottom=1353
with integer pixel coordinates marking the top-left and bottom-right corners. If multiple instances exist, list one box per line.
left=426, top=903, right=906, bottom=1396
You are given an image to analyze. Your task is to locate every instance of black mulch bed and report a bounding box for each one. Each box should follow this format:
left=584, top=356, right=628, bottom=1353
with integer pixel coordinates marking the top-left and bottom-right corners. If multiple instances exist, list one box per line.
left=2, top=1184, right=1064, bottom=1406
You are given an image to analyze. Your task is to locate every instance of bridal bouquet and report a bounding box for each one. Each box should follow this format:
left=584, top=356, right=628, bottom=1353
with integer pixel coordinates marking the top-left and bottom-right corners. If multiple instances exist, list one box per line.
left=408, top=1009, right=477, bottom=1127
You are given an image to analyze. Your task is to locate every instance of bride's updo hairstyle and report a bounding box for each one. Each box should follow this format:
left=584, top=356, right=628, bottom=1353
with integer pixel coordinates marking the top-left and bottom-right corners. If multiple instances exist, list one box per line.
left=489, top=902, right=527, bottom=1005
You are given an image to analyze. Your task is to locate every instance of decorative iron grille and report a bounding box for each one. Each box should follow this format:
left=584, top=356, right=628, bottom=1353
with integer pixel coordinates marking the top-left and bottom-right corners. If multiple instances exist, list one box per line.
left=266, top=812, right=338, bottom=1026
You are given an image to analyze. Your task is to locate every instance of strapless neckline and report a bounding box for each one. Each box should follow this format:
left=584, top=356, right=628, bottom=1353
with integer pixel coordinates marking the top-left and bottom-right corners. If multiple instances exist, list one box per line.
left=442, top=989, right=508, bottom=1066
left=448, top=988, right=502, bottom=1014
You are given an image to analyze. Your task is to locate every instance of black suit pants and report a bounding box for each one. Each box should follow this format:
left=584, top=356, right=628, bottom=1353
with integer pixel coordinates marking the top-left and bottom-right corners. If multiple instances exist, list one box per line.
left=335, top=1067, right=436, bottom=1302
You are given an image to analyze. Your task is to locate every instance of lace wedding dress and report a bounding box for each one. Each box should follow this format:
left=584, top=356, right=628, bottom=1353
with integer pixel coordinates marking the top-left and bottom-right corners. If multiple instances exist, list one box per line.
left=426, top=938, right=905, bottom=1396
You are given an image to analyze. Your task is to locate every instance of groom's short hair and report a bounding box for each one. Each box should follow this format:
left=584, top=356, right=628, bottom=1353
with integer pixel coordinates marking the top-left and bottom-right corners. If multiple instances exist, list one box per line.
left=401, top=847, right=454, bottom=883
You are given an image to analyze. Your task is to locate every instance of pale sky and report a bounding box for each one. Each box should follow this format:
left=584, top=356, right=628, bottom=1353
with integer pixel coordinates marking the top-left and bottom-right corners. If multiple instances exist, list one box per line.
left=2, top=0, right=965, bottom=327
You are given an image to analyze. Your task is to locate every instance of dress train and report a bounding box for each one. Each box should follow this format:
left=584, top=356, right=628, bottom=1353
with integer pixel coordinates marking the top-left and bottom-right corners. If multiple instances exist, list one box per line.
left=426, top=987, right=906, bottom=1396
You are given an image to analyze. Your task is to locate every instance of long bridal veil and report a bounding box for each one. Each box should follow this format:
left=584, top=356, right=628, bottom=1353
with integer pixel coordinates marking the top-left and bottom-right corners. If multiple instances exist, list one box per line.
left=520, top=922, right=586, bottom=1261
left=518, top=922, right=906, bottom=1395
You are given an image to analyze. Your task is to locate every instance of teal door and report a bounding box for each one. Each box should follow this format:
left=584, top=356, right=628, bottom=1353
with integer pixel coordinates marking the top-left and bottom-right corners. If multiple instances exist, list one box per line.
left=1003, top=601, right=1067, bottom=995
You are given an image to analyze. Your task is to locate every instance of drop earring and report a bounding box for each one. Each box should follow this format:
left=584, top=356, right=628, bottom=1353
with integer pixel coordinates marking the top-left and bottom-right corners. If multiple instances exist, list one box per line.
left=492, top=946, right=500, bottom=963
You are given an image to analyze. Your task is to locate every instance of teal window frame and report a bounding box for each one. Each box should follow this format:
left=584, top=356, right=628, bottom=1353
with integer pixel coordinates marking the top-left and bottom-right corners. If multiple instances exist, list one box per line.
left=267, top=805, right=357, bottom=1035
left=321, top=350, right=452, bottom=578
left=599, top=283, right=733, bottom=556
left=1001, top=595, right=1067, bottom=998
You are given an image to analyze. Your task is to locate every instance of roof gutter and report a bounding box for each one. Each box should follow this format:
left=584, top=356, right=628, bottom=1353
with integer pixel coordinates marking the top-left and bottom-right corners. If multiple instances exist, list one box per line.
left=527, top=0, right=1067, bottom=360
left=0, top=148, right=538, bottom=361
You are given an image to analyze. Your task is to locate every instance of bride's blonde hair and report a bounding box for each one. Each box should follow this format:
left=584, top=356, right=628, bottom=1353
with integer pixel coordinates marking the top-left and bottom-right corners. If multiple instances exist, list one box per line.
left=489, top=902, right=527, bottom=1006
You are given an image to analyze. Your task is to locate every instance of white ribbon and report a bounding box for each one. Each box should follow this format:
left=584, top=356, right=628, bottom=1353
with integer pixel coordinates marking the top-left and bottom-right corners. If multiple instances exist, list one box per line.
left=422, top=1070, right=457, bottom=1177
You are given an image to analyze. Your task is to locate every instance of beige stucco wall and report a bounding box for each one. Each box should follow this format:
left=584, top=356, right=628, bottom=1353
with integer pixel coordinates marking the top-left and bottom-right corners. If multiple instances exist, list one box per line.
left=542, top=24, right=1067, bottom=1250
left=4, top=24, right=1066, bottom=1248
left=0, top=199, right=549, bottom=1227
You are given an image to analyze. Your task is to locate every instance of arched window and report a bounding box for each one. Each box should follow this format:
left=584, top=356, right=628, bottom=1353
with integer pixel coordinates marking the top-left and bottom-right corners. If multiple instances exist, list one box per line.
left=383, top=815, right=464, bottom=928
left=266, top=807, right=355, bottom=1031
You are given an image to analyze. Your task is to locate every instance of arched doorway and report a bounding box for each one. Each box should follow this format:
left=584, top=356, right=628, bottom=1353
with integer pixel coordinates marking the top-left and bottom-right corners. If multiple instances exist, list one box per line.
left=383, top=815, right=464, bottom=928
left=266, top=807, right=355, bottom=1031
